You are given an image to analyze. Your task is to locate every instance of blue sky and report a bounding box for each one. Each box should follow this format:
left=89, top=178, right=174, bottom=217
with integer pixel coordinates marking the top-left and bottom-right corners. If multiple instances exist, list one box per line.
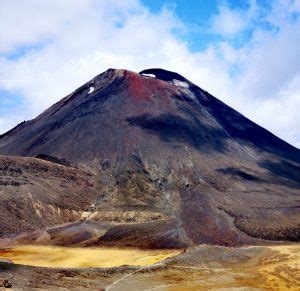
left=0, top=0, right=299, bottom=147
left=144, top=0, right=220, bottom=51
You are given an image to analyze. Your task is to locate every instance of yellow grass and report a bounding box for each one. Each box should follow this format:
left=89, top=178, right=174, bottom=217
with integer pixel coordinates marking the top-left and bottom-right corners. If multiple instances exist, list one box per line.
left=1, top=244, right=299, bottom=289
left=251, top=245, right=300, bottom=290
left=166, top=245, right=300, bottom=290
left=0, top=245, right=181, bottom=268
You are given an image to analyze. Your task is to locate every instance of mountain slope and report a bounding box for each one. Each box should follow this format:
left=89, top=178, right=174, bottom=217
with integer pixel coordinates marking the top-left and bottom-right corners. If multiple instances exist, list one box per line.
left=0, top=68, right=299, bottom=247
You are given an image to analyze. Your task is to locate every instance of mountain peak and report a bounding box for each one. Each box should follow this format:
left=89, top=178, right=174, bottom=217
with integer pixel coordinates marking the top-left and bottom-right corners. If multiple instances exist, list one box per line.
left=0, top=67, right=299, bottom=248
left=95, top=68, right=191, bottom=93
left=139, top=68, right=187, bottom=82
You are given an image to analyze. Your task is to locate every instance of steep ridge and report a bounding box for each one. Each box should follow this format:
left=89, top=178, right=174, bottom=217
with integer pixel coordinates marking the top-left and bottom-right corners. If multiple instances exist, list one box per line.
left=0, top=155, right=99, bottom=235
left=0, top=68, right=299, bottom=247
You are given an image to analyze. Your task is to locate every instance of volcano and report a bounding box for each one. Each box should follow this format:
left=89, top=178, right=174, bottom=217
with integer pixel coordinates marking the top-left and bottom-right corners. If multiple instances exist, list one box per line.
left=0, top=68, right=299, bottom=248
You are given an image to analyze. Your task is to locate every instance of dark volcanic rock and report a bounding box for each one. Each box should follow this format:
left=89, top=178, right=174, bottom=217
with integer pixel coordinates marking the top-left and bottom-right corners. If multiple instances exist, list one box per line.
left=0, top=68, right=299, bottom=247
left=35, top=154, right=75, bottom=167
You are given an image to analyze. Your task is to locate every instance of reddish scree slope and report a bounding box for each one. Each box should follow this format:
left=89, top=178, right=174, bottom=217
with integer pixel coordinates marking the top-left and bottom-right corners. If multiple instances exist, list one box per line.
left=0, top=68, right=299, bottom=248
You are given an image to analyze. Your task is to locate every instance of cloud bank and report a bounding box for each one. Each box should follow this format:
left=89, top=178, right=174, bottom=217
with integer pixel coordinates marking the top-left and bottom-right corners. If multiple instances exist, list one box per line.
left=0, top=0, right=299, bottom=147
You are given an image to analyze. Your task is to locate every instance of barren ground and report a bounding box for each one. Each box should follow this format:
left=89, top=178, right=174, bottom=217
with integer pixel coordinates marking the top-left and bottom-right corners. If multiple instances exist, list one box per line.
left=0, top=244, right=299, bottom=290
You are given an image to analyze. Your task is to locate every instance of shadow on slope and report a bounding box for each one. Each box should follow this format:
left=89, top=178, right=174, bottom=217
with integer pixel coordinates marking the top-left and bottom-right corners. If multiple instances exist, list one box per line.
left=127, top=113, right=228, bottom=152
left=259, top=159, right=300, bottom=186
left=216, top=167, right=265, bottom=182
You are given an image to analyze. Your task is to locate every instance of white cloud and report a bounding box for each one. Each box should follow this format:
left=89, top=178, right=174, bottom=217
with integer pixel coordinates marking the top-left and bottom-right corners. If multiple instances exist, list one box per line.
left=210, top=6, right=248, bottom=36
left=0, top=116, right=20, bottom=134
left=0, top=0, right=142, bottom=53
left=0, top=0, right=299, bottom=148
left=0, top=119, right=9, bottom=134
left=0, top=0, right=183, bottom=112
left=209, top=0, right=261, bottom=37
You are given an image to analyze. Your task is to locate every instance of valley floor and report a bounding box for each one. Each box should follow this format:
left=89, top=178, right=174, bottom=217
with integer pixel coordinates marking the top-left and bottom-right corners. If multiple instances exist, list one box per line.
left=0, top=244, right=299, bottom=290
left=0, top=245, right=180, bottom=268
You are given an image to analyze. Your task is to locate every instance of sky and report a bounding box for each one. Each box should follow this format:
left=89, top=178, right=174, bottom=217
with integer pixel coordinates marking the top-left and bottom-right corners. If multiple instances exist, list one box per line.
left=0, top=0, right=299, bottom=148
